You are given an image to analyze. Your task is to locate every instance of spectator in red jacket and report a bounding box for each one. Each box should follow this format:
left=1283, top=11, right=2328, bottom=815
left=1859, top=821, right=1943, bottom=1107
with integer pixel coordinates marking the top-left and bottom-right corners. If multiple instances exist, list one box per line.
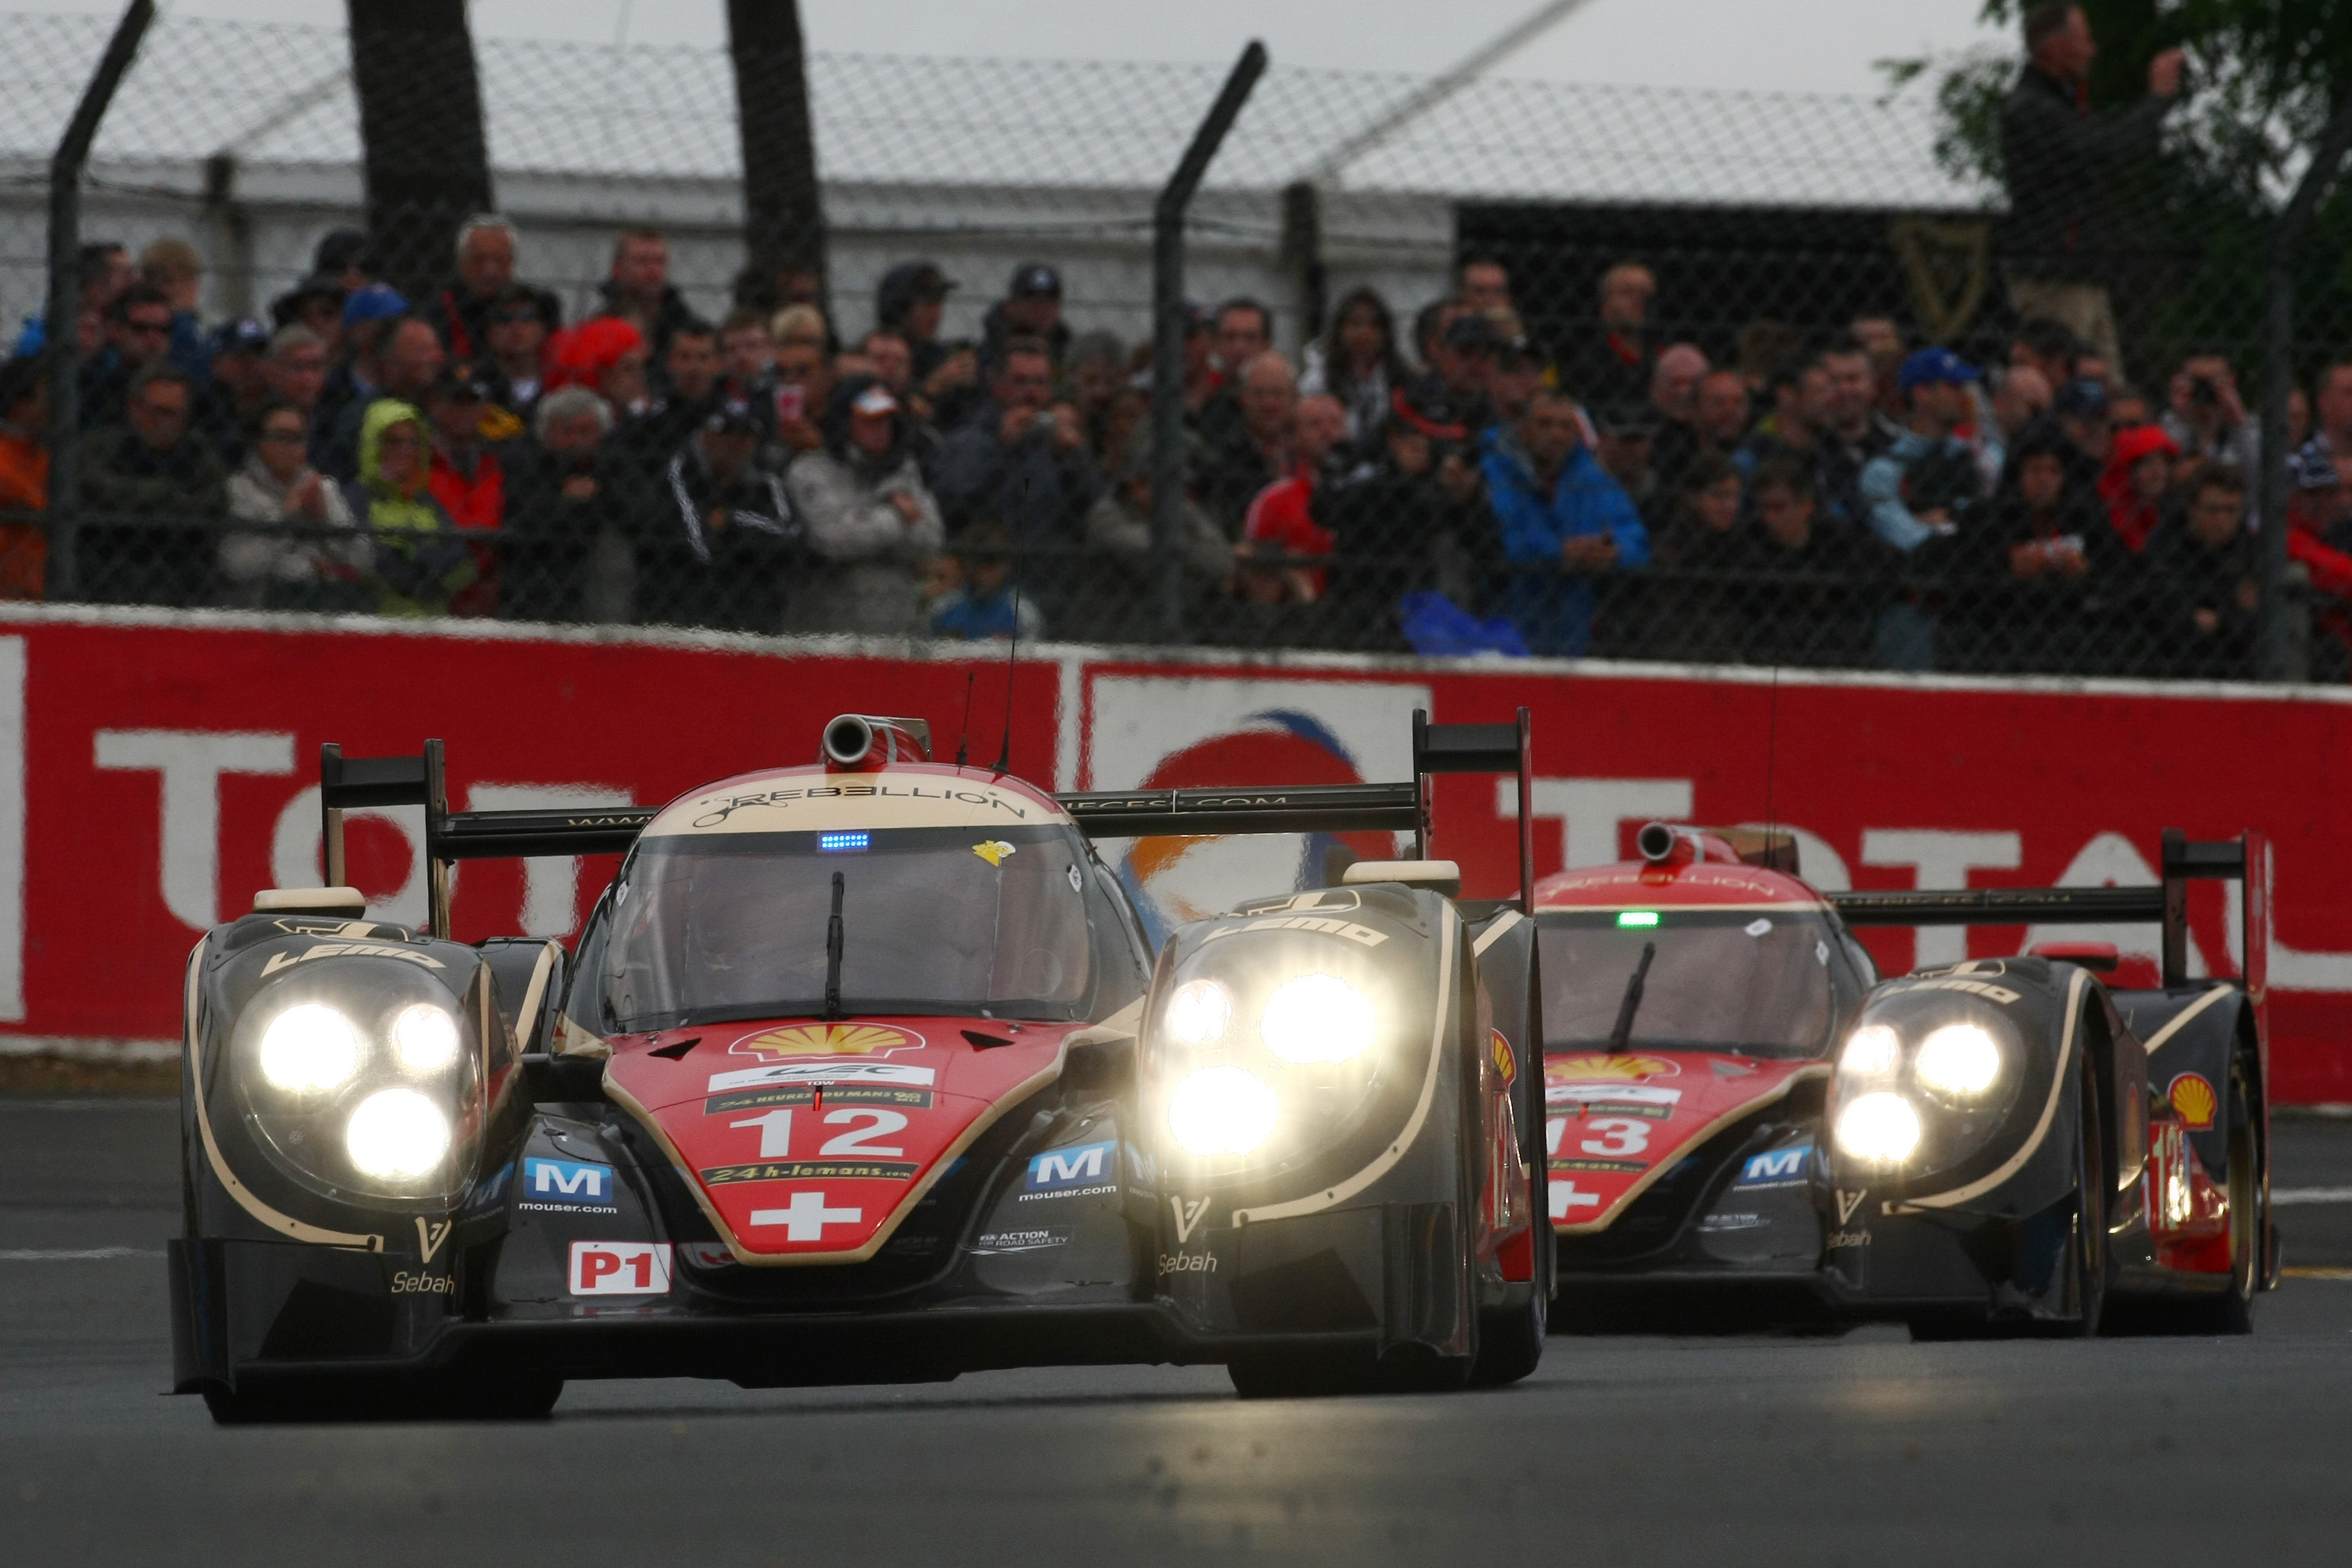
left=424, top=360, right=505, bottom=616
left=2096, top=422, right=2178, bottom=554
left=1243, top=393, right=1350, bottom=595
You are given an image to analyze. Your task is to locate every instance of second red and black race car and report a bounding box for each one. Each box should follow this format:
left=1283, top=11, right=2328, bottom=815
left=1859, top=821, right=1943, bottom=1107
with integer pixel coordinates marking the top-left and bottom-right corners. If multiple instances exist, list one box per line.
left=1537, top=822, right=2272, bottom=1338
left=169, top=709, right=1553, bottom=1417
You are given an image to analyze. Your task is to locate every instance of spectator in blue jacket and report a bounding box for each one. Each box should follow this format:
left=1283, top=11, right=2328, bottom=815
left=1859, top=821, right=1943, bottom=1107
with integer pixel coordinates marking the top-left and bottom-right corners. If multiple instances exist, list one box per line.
left=1859, top=347, right=1985, bottom=554
left=1482, top=388, right=1650, bottom=656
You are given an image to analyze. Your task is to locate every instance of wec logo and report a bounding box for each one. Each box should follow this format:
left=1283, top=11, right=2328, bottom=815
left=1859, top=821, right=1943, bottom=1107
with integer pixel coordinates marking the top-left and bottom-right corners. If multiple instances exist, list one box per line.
left=1025, top=1140, right=1115, bottom=1193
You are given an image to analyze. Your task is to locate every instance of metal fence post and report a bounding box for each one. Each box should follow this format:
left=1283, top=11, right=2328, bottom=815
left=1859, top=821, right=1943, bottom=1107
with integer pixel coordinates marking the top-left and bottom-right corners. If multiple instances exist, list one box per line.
left=44, top=0, right=154, bottom=604
left=2256, top=92, right=2352, bottom=683
left=1151, top=41, right=1266, bottom=643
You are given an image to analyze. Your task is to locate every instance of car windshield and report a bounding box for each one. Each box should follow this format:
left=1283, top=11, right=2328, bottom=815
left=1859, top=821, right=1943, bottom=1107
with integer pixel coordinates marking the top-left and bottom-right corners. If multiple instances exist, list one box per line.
left=599, top=826, right=1097, bottom=1030
left=1537, top=907, right=1846, bottom=1059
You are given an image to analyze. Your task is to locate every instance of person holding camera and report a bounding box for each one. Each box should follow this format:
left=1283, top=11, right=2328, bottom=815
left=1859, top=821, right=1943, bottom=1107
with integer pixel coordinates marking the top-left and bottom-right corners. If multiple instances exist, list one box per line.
left=2160, top=353, right=2259, bottom=498
left=933, top=336, right=1102, bottom=605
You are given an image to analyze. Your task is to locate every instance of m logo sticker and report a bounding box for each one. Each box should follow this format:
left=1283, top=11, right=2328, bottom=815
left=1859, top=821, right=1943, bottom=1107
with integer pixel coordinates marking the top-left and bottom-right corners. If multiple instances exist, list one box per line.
left=523, top=1157, right=615, bottom=1207
left=1024, top=1140, right=1115, bottom=1192
left=1734, top=1143, right=1811, bottom=1189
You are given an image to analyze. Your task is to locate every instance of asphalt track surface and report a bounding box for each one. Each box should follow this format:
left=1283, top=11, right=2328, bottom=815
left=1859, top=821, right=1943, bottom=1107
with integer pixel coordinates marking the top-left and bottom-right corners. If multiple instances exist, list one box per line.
left=9, top=1096, right=2352, bottom=1564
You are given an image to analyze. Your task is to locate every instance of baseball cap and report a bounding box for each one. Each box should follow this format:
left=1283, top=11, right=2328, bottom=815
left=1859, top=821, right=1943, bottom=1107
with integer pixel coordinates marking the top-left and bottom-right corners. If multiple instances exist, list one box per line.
left=1898, top=346, right=1978, bottom=392
left=1596, top=400, right=1659, bottom=438
left=904, top=263, right=955, bottom=299
left=312, top=227, right=376, bottom=276
left=431, top=358, right=493, bottom=400
left=209, top=317, right=269, bottom=358
left=704, top=398, right=761, bottom=436
left=2052, top=377, right=2111, bottom=419
left=852, top=383, right=900, bottom=417
left=1009, top=262, right=1062, bottom=299
left=1443, top=313, right=1501, bottom=353
left=342, top=282, right=409, bottom=328
left=2290, top=441, right=2345, bottom=491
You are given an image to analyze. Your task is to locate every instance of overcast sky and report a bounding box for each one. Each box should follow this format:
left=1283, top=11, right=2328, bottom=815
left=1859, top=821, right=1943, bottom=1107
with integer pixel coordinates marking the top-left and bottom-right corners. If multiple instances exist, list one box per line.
left=16, top=0, right=2012, bottom=96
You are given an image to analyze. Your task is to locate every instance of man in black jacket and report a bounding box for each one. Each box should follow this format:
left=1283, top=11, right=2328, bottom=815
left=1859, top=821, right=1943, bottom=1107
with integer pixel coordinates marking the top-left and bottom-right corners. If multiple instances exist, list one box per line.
left=1999, top=4, right=2183, bottom=369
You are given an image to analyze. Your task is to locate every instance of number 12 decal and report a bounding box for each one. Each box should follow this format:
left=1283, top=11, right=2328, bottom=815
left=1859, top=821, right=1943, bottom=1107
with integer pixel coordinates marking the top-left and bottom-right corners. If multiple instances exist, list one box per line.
left=731, top=1106, right=909, bottom=1158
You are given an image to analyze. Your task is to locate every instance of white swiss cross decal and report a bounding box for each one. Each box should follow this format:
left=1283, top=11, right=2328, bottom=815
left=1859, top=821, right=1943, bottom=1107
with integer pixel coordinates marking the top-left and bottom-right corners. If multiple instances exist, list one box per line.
left=1549, top=1178, right=1602, bottom=1221
left=751, top=1190, right=863, bottom=1242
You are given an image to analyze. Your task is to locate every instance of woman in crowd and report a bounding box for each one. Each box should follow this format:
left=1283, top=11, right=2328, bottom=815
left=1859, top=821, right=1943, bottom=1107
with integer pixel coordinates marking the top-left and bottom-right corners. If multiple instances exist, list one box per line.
left=1300, top=286, right=1410, bottom=452
left=221, top=397, right=364, bottom=610
left=783, top=375, right=944, bottom=635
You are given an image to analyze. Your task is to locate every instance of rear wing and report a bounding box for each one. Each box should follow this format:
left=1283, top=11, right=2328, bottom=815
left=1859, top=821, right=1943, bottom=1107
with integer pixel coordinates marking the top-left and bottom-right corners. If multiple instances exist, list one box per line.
left=1824, top=829, right=2268, bottom=996
left=314, top=708, right=1540, bottom=937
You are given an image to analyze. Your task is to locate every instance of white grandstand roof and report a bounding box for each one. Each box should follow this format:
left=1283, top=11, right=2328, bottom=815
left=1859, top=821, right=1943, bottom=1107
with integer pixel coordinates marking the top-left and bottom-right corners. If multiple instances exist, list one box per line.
left=0, top=11, right=1996, bottom=209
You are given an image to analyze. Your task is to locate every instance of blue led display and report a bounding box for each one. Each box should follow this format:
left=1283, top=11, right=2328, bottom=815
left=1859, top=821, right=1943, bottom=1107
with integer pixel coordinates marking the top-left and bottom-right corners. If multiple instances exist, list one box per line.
left=817, top=832, right=871, bottom=852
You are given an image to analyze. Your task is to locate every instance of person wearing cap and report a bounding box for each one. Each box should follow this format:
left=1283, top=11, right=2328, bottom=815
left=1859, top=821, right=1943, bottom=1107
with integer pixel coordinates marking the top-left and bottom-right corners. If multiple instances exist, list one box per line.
left=642, top=396, right=798, bottom=633
left=320, top=310, right=443, bottom=483
left=2050, top=374, right=2114, bottom=495
left=269, top=273, right=347, bottom=351
left=221, top=395, right=362, bottom=612
left=1414, top=313, right=1500, bottom=436
left=780, top=377, right=943, bottom=635
left=982, top=262, right=1070, bottom=376
left=1857, top=347, right=1987, bottom=554
left=312, top=229, right=378, bottom=295
left=310, top=282, right=411, bottom=469
left=198, top=319, right=275, bottom=465
left=1482, top=385, right=1650, bottom=658
left=421, top=359, right=507, bottom=614
left=479, top=283, right=555, bottom=423
left=1592, top=402, right=1661, bottom=514
left=2285, top=442, right=2350, bottom=552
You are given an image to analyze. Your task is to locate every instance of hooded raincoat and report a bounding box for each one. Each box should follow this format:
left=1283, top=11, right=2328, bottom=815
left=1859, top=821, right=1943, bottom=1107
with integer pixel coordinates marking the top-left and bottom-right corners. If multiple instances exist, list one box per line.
left=342, top=399, right=475, bottom=618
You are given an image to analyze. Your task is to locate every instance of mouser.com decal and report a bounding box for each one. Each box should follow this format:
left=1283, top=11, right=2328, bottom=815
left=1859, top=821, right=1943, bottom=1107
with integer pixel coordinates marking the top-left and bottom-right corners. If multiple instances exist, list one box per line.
left=1022, top=1140, right=1117, bottom=1200
left=519, top=1157, right=617, bottom=1213
left=569, top=1241, right=672, bottom=1295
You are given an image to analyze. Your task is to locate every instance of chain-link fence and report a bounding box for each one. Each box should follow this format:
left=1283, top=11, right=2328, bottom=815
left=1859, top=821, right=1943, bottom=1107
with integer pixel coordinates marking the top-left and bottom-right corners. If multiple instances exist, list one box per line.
left=4, top=8, right=2350, bottom=681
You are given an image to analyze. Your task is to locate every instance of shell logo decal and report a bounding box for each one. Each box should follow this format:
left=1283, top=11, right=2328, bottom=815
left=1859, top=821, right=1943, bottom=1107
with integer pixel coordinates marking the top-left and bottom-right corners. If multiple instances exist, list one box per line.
left=1491, top=1030, right=1517, bottom=1085
left=2168, top=1072, right=2218, bottom=1131
left=1546, top=1054, right=1679, bottom=1082
left=733, top=1023, right=920, bottom=1059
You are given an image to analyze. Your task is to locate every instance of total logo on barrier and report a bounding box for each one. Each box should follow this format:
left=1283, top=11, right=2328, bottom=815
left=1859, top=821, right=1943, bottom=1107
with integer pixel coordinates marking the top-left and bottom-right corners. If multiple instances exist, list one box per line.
left=568, top=1241, right=672, bottom=1296
left=520, top=1157, right=618, bottom=1213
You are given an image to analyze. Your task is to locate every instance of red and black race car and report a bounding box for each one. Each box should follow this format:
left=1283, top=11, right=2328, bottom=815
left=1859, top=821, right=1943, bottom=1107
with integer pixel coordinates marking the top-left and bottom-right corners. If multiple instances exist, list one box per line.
left=1537, top=822, right=2272, bottom=1337
left=171, top=710, right=1553, bottom=1417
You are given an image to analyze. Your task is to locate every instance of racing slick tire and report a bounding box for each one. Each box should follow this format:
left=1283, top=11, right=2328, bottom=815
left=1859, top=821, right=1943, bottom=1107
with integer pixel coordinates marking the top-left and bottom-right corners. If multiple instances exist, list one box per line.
left=1468, top=1285, right=1545, bottom=1388
left=203, top=1371, right=564, bottom=1425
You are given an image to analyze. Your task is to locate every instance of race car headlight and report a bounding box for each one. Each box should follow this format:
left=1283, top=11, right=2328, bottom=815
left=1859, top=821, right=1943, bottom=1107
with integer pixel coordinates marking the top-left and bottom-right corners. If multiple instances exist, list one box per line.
left=1168, top=1065, right=1279, bottom=1157
left=1913, top=1023, right=2001, bottom=1099
left=345, top=1088, right=454, bottom=1179
left=229, top=958, right=483, bottom=1206
left=1834, top=1091, right=1922, bottom=1164
left=1839, top=1024, right=1900, bottom=1080
left=258, top=1003, right=364, bottom=1094
left=1142, top=923, right=1425, bottom=1183
left=1259, top=974, right=1377, bottom=1064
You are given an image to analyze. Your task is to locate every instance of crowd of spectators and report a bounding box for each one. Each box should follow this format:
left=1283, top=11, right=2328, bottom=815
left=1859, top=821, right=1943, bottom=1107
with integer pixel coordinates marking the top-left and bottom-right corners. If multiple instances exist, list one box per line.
left=0, top=188, right=2342, bottom=677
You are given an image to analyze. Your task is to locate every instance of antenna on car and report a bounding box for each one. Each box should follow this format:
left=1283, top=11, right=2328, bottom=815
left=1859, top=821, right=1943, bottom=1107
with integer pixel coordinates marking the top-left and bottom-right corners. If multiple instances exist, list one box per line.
left=955, top=670, right=976, bottom=768
left=1763, top=662, right=1781, bottom=843
left=990, top=581, right=1021, bottom=776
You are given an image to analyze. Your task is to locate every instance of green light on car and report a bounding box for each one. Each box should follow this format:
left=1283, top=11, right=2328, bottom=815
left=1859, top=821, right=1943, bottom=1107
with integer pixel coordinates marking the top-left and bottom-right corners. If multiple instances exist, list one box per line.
left=1616, top=911, right=1661, bottom=927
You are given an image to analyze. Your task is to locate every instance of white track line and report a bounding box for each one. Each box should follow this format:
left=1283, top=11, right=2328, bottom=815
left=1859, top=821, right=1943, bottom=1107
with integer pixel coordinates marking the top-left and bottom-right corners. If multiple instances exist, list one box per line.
left=0, top=1247, right=163, bottom=1261
left=2272, top=1187, right=2352, bottom=1206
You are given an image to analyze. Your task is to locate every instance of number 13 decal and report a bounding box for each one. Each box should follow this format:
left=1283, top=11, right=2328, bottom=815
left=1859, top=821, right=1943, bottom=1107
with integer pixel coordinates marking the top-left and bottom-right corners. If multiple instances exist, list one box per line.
left=1579, top=1117, right=1650, bottom=1157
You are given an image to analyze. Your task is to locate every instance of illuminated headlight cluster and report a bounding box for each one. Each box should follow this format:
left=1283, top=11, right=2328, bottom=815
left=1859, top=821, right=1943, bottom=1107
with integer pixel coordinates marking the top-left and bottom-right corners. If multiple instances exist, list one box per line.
left=1830, top=1010, right=2016, bottom=1171
left=1149, top=964, right=1389, bottom=1166
left=234, top=971, right=477, bottom=1200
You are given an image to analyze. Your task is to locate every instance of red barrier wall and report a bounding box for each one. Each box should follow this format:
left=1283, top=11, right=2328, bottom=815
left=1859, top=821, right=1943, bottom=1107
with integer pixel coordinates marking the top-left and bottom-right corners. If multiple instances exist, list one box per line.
left=10, top=607, right=2347, bottom=1100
